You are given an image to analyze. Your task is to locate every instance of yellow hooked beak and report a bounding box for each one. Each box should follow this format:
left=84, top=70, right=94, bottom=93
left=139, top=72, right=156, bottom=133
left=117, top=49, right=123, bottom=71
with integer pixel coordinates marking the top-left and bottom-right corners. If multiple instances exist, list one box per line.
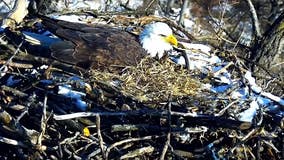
left=164, top=34, right=178, bottom=47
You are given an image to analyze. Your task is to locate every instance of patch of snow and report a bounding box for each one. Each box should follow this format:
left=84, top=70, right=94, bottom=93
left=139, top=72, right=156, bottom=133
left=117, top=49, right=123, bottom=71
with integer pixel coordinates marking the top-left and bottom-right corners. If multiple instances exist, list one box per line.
left=171, top=8, right=181, bottom=14
left=0, top=28, right=8, bottom=44
left=67, top=0, right=105, bottom=11
left=202, top=83, right=212, bottom=90
left=238, top=100, right=259, bottom=122
left=211, top=1, right=233, bottom=12
left=183, top=19, right=195, bottom=30
left=6, top=76, right=21, bottom=86
left=244, top=71, right=283, bottom=106
left=75, top=99, right=88, bottom=111
left=53, top=15, right=87, bottom=23
left=256, top=97, right=272, bottom=106
left=180, top=43, right=212, bottom=54
left=231, top=87, right=249, bottom=99
left=30, top=69, right=38, bottom=75
left=211, top=85, right=231, bottom=93
left=40, top=80, right=53, bottom=85
left=39, top=65, right=49, bottom=70
left=58, top=85, right=87, bottom=111
left=23, top=31, right=61, bottom=46
left=219, top=75, right=231, bottom=84
left=125, top=0, right=143, bottom=10
left=0, top=65, right=8, bottom=77
left=58, top=85, right=85, bottom=98
left=260, top=92, right=284, bottom=106
left=208, top=55, right=221, bottom=64
left=245, top=71, right=262, bottom=93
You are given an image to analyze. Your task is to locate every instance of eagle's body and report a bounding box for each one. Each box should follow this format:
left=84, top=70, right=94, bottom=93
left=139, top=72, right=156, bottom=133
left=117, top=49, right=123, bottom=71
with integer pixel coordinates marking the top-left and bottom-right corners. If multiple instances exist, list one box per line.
left=40, top=16, right=177, bottom=72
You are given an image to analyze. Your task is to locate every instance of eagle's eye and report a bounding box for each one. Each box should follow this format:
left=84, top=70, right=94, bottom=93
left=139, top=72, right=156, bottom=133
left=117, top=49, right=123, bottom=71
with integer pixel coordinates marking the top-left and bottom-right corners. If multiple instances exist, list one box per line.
left=158, top=34, right=167, bottom=37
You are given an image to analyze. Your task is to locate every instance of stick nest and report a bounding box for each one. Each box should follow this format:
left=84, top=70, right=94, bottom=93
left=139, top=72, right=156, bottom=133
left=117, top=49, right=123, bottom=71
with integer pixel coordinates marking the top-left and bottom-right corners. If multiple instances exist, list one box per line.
left=90, top=57, right=201, bottom=103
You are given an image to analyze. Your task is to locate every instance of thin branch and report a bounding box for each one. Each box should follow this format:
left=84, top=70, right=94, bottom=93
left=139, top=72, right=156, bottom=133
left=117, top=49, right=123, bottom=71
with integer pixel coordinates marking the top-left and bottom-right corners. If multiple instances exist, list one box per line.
left=106, top=135, right=158, bottom=159
left=0, top=41, right=23, bottom=75
left=96, top=114, right=106, bottom=159
left=37, top=94, right=48, bottom=147
left=53, top=110, right=168, bottom=120
left=120, top=146, right=155, bottom=159
left=159, top=94, right=172, bottom=160
left=0, top=136, right=27, bottom=147
left=215, top=100, right=239, bottom=117
left=144, top=0, right=156, bottom=13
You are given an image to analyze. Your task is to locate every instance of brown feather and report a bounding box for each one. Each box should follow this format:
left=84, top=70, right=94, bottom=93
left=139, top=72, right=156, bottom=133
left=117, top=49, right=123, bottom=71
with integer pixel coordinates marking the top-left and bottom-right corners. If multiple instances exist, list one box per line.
left=40, top=16, right=147, bottom=72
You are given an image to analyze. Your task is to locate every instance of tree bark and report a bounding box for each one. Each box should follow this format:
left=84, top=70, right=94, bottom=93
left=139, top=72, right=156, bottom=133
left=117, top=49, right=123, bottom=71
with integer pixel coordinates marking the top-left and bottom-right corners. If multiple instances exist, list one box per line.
left=251, top=12, right=284, bottom=95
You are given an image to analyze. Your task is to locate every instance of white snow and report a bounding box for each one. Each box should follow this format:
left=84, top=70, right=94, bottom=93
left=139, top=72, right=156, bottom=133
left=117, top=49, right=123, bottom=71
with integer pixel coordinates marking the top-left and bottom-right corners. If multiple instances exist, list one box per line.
left=244, top=71, right=262, bottom=93
left=238, top=100, right=259, bottom=122
left=6, top=76, right=21, bottom=86
left=180, top=43, right=212, bottom=54
left=23, top=31, right=61, bottom=46
left=53, top=15, right=88, bottom=23
left=58, top=85, right=88, bottom=111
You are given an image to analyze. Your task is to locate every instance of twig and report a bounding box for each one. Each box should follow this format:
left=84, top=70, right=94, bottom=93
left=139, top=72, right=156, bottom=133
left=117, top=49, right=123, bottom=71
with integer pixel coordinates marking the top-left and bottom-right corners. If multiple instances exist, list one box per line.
left=144, top=0, right=156, bottom=13
left=1, top=85, right=28, bottom=97
left=231, top=128, right=258, bottom=153
left=0, top=60, right=33, bottom=68
left=16, top=108, right=28, bottom=122
left=59, top=132, right=81, bottom=145
left=262, top=139, right=280, bottom=153
left=53, top=110, right=167, bottom=120
left=260, top=92, right=284, bottom=106
left=120, top=146, right=155, bottom=159
left=96, top=114, right=106, bottom=159
left=37, top=94, right=48, bottom=147
left=213, top=61, right=234, bottom=77
left=86, top=148, right=102, bottom=159
left=106, top=135, right=158, bottom=159
left=170, top=111, right=197, bottom=117
left=0, top=41, right=23, bottom=74
left=0, top=136, right=27, bottom=147
left=159, top=94, right=172, bottom=160
left=166, top=20, right=196, bottom=40
left=215, top=100, right=239, bottom=116
left=111, top=124, right=185, bottom=132
left=63, top=144, right=82, bottom=160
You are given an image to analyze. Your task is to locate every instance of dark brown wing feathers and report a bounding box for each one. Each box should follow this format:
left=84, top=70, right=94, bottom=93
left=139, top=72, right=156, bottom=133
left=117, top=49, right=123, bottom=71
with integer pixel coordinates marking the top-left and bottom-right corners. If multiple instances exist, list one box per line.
left=40, top=16, right=147, bottom=72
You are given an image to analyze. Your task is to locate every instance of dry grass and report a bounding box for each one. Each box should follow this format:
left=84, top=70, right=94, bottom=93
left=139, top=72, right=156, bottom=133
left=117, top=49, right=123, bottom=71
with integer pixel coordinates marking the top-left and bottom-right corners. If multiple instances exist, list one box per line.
left=90, top=57, right=201, bottom=103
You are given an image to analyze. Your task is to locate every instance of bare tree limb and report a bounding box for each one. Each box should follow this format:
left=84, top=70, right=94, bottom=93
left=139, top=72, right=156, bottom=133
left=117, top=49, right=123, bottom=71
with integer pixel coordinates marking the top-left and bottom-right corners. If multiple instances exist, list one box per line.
left=178, top=0, right=189, bottom=26
left=245, top=0, right=262, bottom=38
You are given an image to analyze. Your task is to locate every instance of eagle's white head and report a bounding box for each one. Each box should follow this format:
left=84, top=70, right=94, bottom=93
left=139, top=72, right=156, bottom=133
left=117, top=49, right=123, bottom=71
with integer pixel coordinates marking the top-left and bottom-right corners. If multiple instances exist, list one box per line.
left=139, top=22, right=178, bottom=58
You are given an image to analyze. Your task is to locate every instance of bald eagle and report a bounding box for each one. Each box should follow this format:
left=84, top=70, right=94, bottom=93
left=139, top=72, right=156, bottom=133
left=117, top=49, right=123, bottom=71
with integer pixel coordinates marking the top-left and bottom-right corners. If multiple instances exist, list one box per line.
left=40, top=16, right=178, bottom=72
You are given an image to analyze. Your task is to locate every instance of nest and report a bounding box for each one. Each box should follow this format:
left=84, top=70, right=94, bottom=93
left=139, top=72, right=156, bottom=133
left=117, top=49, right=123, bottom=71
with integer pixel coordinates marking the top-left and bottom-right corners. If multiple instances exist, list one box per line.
left=90, top=57, right=201, bottom=103
left=0, top=4, right=283, bottom=159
